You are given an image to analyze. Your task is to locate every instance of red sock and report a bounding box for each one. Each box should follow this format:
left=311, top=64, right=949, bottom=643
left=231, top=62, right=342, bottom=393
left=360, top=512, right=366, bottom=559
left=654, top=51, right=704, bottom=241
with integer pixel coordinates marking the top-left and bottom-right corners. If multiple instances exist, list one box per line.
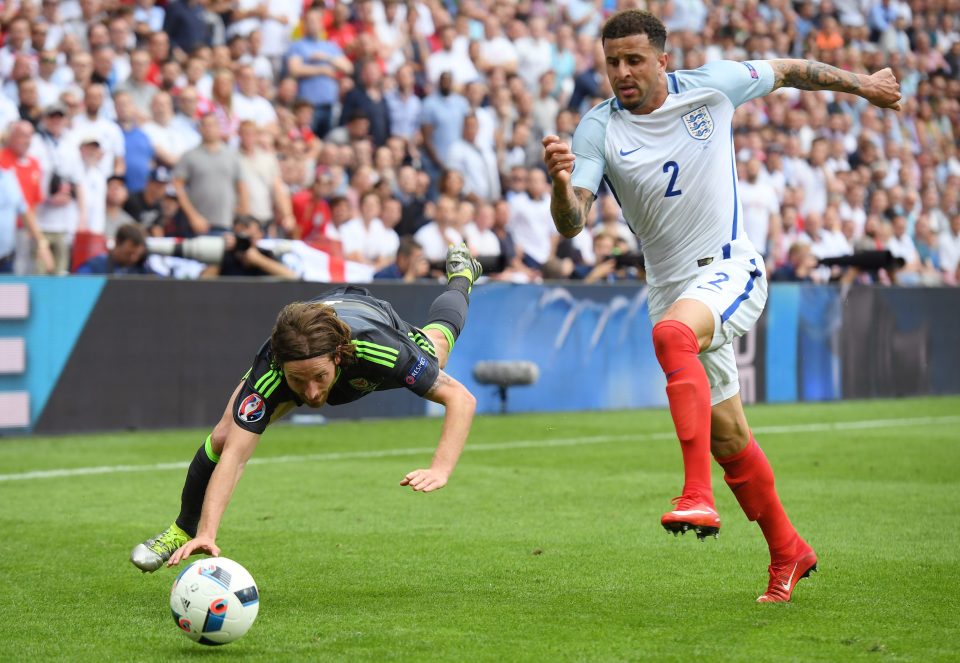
left=717, top=435, right=799, bottom=562
left=652, top=320, right=713, bottom=505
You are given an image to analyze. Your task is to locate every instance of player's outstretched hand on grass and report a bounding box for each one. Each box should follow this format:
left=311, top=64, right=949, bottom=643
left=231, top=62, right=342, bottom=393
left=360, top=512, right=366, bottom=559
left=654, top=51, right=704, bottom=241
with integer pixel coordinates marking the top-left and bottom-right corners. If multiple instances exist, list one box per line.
left=401, top=468, right=448, bottom=492
left=168, top=537, right=221, bottom=567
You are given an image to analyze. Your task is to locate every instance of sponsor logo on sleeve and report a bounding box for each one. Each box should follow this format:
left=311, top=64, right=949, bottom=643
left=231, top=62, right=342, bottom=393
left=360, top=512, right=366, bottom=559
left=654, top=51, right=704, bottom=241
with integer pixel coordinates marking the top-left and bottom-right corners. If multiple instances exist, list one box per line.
left=237, top=393, right=265, bottom=423
left=405, top=355, right=427, bottom=385
left=742, top=62, right=759, bottom=79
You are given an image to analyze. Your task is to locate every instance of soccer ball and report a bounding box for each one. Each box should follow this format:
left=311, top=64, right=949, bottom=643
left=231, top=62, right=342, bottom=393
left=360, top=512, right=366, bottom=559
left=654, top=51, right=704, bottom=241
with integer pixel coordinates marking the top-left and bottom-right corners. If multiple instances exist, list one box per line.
left=169, top=557, right=260, bottom=646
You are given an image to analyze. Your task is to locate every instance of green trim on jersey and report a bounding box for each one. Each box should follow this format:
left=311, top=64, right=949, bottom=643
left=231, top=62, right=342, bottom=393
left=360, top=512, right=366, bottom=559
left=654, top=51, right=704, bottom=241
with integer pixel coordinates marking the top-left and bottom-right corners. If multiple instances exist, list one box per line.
left=423, top=323, right=455, bottom=351
left=352, top=339, right=400, bottom=368
left=204, top=435, right=220, bottom=463
left=407, top=331, right=437, bottom=357
left=253, top=367, right=284, bottom=399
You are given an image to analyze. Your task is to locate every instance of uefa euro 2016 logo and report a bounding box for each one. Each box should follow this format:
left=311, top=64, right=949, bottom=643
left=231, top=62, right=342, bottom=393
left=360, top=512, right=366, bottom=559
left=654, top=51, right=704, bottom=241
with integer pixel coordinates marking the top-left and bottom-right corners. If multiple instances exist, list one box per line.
left=682, top=105, right=714, bottom=140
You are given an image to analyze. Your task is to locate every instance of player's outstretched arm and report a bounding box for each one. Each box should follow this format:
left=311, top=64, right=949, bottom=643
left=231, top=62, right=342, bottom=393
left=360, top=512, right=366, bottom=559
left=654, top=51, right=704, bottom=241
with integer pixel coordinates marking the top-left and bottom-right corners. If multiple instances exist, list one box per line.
left=769, top=59, right=902, bottom=111
left=168, top=424, right=262, bottom=566
left=401, top=370, right=477, bottom=492
left=542, top=134, right=594, bottom=238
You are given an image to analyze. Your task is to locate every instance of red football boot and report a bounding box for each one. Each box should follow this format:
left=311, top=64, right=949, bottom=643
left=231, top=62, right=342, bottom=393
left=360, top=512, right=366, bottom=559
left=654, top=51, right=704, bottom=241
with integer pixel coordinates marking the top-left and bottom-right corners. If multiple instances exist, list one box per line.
left=757, top=540, right=818, bottom=603
left=660, top=495, right=721, bottom=540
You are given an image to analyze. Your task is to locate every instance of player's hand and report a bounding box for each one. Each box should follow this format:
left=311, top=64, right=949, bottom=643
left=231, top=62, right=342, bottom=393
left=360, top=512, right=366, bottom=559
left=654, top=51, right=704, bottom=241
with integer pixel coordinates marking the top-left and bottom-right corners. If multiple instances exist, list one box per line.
left=864, top=68, right=902, bottom=111
left=542, top=135, right=576, bottom=185
left=401, top=468, right=449, bottom=492
left=168, top=537, right=221, bottom=567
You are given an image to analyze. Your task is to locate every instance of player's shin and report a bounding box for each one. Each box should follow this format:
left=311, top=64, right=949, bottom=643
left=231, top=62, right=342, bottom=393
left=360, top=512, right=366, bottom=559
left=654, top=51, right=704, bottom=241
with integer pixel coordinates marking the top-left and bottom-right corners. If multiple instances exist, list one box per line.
left=423, top=290, right=469, bottom=365
left=716, top=435, right=799, bottom=562
left=652, top=320, right=714, bottom=504
left=175, top=434, right=220, bottom=538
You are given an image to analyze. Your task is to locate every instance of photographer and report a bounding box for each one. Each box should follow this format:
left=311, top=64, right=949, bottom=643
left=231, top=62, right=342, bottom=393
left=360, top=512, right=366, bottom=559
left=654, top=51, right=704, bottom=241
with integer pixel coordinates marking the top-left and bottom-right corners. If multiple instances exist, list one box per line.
left=771, top=242, right=817, bottom=282
left=202, top=215, right=298, bottom=280
left=577, top=232, right=643, bottom=283
left=75, top=223, right=155, bottom=275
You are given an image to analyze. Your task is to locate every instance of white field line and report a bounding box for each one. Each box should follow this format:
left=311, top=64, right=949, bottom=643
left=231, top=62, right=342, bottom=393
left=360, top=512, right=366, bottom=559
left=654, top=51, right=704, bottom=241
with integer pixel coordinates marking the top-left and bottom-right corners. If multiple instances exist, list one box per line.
left=1, top=415, right=958, bottom=483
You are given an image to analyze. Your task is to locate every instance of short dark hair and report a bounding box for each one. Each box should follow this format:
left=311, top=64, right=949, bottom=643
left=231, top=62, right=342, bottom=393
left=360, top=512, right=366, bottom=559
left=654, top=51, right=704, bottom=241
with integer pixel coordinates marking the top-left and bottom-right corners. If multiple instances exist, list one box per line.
left=115, top=223, right=146, bottom=246
left=397, top=236, right=422, bottom=259
left=601, top=10, right=667, bottom=51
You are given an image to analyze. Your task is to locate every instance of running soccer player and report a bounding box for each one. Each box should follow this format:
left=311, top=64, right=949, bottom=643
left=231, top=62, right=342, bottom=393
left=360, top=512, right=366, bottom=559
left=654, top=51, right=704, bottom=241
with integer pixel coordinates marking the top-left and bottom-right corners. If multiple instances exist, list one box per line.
left=130, top=244, right=482, bottom=572
left=543, top=10, right=901, bottom=602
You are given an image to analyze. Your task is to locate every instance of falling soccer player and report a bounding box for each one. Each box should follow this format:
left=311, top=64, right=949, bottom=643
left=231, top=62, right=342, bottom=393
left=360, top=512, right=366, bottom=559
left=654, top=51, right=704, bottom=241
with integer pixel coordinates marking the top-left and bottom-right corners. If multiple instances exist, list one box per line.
left=543, top=9, right=901, bottom=601
left=131, top=244, right=483, bottom=571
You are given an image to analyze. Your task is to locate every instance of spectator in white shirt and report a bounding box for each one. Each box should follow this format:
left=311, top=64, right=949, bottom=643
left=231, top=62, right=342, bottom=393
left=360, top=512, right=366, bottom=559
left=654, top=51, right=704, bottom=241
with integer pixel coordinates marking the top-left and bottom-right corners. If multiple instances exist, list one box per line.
left=738, top=157, right=781, bottom=258
left=142, top=91, right=200, bottom=165
left=463, top=202, right=501, bottom=260
left=414, top=195, right=465, bottom=263
left=426, top=25, right=479, bottom=90
left=794, top=137, right=833, bottom=217
left=78, top=136, right=107, bottom=235
left=508, top=167, right=555, bottom=271
left=447, top=114, right=501, bottom=204
left=232, top=64, right=277, bottom=129
left=839, top=182, right=868, bottom=238
left=477, top=16, right=518, bottom=74
left=68, top=83, right=125, bottom=178
left=337, top=192, right=400, bottom=269
left=514, top=17, right=553, bottom=89
left=938, top=213, right=960, bottom=284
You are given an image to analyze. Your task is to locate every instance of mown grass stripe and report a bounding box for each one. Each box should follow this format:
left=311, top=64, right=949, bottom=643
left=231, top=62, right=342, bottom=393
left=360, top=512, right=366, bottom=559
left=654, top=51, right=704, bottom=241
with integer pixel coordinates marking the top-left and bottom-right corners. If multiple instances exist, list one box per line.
left=2, top=414, right=957, bottom=482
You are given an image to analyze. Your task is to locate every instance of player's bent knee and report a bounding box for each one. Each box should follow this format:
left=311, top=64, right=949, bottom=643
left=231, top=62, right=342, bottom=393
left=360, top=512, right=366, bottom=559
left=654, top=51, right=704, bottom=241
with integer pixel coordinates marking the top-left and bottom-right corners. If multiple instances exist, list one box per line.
left=710, top=420, right=750, bottom=458
left=652, top=320, right=698, bottom=361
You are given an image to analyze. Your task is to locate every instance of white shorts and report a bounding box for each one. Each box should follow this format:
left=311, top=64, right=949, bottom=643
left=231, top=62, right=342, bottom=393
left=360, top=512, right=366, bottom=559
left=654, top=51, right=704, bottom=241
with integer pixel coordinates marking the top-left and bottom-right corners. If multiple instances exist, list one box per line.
left=647, top=243, right=768, bottom=406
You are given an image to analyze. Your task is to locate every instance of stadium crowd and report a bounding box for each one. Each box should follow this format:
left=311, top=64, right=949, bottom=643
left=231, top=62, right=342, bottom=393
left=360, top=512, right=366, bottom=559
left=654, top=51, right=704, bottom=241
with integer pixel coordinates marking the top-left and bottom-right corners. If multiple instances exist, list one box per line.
left=0, top=0, right=957, bottom=284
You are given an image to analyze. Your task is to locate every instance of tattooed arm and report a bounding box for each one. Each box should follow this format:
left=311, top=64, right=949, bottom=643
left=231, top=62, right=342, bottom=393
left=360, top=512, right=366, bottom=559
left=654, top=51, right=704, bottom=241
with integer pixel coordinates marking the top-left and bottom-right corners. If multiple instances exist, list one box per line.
left=769, top=59, right=902, bottom=111
left=542, top=134, right=595, bottom=238
left=400, top=370, right=476, bottom=492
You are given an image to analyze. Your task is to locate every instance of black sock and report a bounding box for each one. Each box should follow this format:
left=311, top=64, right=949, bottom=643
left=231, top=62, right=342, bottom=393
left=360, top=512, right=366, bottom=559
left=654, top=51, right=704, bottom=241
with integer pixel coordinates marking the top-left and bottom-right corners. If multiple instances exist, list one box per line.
left=446, top=275, right=472, bottom=302
left=423, top=289, right=470, bottom=350
left=175, top=435, right=219, bottom=537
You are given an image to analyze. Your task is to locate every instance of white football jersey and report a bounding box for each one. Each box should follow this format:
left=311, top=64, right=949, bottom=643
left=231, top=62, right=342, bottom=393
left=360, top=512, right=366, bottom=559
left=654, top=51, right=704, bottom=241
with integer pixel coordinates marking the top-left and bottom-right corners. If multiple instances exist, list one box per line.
left=571, top=60, right=776, bottom=286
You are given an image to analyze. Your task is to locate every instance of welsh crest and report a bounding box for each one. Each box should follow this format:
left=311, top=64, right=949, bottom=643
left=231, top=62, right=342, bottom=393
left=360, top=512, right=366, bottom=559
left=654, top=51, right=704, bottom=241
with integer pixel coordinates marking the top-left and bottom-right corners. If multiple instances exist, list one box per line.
left=681, top=105, right=714, bottom=140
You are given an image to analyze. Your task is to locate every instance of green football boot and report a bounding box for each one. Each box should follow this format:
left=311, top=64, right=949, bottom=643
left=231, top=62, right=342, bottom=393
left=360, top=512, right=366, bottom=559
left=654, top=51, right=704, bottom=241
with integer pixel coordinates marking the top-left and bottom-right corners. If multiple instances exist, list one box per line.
left=445, top=242, right=483, bottom=292
left=130, top=523, right=191, bottom=572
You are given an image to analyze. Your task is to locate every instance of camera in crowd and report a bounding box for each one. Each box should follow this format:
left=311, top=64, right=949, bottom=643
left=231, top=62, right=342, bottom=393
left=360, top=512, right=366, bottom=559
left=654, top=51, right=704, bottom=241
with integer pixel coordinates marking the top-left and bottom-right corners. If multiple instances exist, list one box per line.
left=817, top=250, right=905, bottom=273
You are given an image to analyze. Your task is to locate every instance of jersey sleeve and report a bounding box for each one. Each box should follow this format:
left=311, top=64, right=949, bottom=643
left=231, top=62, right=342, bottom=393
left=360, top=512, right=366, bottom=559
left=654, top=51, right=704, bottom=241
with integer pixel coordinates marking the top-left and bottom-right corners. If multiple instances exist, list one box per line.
left=232, top=341, right=298, bottom=435
left=672, top=60, right=775, bottom=108
left=569, top=100, right=612, bottom=195
left=351, top=328, right=440, bottom=399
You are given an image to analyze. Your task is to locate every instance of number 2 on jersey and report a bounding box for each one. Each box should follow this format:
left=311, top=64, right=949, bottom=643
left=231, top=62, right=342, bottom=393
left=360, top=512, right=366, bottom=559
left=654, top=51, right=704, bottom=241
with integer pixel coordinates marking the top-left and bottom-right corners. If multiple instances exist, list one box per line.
left=663, top=161, right=682, bottom=197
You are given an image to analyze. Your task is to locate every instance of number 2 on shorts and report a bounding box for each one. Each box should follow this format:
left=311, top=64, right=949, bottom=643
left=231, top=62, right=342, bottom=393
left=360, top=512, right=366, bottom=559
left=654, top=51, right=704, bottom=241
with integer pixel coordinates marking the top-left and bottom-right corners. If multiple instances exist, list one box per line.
left=698, top=272, right=729, bottom=292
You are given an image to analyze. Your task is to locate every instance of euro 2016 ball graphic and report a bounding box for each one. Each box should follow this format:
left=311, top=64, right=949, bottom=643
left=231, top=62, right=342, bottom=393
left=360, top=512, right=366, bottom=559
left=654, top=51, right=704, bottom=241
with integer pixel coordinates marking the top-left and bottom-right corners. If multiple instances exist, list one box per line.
left=169, top=557, right=260, bottom=645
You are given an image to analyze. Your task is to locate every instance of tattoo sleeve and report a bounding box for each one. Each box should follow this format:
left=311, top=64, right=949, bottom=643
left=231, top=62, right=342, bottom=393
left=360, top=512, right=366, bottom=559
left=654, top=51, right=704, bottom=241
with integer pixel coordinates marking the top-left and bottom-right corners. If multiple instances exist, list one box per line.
left=771, top=59, right=863, bottom=93
left=425, top=370, right=452, bottom=399
left=551, top=187, right=593, bottom=238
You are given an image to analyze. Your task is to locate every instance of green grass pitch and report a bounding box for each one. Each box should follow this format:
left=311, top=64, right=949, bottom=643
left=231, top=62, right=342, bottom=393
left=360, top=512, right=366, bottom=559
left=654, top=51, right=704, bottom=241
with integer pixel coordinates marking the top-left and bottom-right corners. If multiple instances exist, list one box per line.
left=1, top=396, right=958, bottom=661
